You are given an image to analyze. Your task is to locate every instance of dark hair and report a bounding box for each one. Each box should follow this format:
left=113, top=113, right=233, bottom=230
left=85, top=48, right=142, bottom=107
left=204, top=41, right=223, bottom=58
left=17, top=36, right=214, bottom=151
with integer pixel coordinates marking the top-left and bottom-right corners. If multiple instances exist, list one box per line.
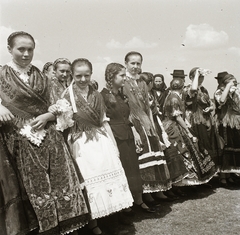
left=139, top=72, right=154, bottom=85
left=170, top=78, right=184, bottom=90
left=91, top=80, right=99, bottom=90
left=189, top=67, right=200, bottom=79
left=53, top=58, right=71, bottom=71
left=42, top=62, right=53, bottom=73
left=7, top=31, right=35, bottom=48
left=71, top=58, right=93, bottom=74
left=105, top=63, right=125, bottom=104
left=124, top=51, right=143, bottom=63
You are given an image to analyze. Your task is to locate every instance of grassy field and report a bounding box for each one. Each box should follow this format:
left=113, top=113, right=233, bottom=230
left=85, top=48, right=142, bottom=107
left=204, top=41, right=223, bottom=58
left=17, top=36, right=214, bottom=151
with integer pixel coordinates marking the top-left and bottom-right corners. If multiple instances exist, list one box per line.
left=79, top=177, right=240, bottom=235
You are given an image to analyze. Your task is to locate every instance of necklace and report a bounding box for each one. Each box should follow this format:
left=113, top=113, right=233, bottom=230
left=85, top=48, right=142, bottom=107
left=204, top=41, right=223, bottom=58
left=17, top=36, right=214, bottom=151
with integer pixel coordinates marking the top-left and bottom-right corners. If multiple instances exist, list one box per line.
left=7, top=60, right=32, bottom=85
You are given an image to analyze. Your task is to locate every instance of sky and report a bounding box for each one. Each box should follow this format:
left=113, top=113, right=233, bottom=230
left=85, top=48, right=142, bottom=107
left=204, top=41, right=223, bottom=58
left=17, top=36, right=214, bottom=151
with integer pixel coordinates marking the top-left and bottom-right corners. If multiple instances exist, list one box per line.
left=0, top=0, right=240, bottom=97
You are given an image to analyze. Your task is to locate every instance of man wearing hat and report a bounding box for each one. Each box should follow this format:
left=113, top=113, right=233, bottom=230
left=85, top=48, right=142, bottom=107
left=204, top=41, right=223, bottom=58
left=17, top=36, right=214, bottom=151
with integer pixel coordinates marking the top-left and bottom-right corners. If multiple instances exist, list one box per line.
left=171, top=70, right=187, bottom=80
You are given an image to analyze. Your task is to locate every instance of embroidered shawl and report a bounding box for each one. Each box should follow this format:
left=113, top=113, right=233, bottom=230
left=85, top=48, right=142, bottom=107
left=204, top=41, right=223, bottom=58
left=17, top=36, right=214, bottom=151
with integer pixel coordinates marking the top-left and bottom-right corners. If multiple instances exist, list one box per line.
left=0, top=65, right=49, bottom=123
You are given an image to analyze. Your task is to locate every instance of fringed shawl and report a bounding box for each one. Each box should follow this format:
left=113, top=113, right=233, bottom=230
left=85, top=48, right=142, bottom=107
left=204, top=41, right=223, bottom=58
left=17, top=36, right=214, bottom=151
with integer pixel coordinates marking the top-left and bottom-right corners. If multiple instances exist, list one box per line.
left=0, top=65, right=49, bottom=124
left=64, top=83, right=106, bottom=142
left=123, top=77, right=156, bottom=136
left=163, top=91, right=185, bottom=120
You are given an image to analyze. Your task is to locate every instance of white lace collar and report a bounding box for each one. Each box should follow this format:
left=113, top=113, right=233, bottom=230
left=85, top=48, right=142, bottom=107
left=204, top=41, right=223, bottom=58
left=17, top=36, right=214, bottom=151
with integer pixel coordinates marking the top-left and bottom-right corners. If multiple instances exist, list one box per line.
left=7, top=60, right=32, bottom=84
left=126, top=70, right=138, bottom=80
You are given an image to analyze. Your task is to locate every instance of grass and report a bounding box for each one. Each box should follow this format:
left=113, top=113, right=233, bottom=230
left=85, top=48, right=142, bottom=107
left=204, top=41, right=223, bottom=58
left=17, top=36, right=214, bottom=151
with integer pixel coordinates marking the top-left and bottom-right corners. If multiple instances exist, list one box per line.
left=78, top=176, right=240, bottom=235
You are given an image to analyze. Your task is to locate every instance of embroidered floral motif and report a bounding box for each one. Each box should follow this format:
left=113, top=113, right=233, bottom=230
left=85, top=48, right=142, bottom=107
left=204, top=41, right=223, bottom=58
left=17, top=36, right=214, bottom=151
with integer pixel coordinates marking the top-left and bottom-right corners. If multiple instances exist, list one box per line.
left=107, top=189, right=113, bottom=197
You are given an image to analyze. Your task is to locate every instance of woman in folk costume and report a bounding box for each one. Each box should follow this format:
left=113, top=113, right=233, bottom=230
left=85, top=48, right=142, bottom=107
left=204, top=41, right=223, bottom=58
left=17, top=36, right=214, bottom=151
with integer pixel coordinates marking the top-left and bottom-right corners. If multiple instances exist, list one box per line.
left=0, top=32, right=89, bottom=234
left=152, top=73, right=169, bottom=119
left=141, top=72, right=189, bottom=199
left=123, top=51, right=171, bottom=205
left=49, top=58, right=72, bottom=104
left=50, top=58, right=133, bottom=235
left=184, top=67, right=221, bottom=169
left=162, top=78, right=216, bottom=187
left=101, top=63, right=155, bottom=213
left=214, top=72, right=240, bottom=187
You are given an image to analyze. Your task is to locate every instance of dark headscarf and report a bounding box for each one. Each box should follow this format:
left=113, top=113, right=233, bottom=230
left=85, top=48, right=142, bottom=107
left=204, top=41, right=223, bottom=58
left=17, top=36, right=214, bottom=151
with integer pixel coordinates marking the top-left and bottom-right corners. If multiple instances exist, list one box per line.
left=153, top=74, right=167, bottom=91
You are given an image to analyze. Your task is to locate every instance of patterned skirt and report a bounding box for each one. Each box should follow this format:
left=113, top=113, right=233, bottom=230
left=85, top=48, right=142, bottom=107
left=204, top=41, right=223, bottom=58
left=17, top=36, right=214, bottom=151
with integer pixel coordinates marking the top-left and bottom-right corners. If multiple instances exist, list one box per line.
left=133, top=118, right=171, bottom=193
left=2, top=123, right=89, bottom=235
left=219, top=125, right=240, bottom=173
left=0, top=130, right=39, bottom=235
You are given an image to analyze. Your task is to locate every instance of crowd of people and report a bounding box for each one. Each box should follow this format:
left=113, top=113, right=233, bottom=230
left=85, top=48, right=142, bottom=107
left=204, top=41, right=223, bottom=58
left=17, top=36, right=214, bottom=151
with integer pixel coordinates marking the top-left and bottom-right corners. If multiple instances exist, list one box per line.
left=0, top=31, right=239, bottom=235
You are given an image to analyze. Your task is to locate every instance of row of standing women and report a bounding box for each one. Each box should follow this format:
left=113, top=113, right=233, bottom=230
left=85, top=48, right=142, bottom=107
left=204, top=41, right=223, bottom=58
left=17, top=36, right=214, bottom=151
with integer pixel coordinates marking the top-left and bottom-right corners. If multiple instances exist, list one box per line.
left=0, top=31, right=239, bottom=235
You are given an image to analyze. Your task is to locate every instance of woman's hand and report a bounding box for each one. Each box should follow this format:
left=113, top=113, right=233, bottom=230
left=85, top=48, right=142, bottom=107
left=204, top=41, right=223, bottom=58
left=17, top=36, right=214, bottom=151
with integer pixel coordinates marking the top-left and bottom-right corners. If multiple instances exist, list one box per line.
left=203, top=106, right=213, bottom=113
left=132, top=128, right=142, bottom=146
left=48, top=104, right=61, bottom=115
left=30, top=113, right=55, bottom=130
left=0, top=105, right=14, bottom=122
left=187, top=130, right=198, bottom=142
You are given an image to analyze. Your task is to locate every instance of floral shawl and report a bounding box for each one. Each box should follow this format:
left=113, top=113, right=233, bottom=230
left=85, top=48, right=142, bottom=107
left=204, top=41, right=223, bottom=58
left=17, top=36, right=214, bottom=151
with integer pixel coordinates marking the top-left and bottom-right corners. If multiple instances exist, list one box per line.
left=0, top=65, right=49, bottom=125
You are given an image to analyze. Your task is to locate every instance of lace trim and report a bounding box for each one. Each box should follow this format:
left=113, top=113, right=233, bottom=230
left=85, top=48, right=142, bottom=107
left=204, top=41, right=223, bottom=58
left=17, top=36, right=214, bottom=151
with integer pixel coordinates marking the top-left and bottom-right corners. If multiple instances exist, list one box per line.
left=143, top=181, right=172, bottom=193
left=7, top=61, right=32, bottom=85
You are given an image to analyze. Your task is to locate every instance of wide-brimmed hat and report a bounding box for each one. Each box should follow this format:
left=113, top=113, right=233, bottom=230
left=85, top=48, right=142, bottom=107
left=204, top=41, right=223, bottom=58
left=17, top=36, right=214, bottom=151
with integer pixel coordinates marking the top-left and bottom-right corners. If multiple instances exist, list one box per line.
left=170, top=70, right=187, bottom=78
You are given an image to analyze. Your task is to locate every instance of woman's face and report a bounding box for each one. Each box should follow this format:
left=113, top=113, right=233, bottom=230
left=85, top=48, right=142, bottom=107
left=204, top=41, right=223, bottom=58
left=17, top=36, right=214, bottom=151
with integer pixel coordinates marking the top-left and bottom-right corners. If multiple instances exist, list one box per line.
left=55, top=63, right=71, bottom=83
left=8, top=36, right=35, bottom=67
left=154, top=77, right=163, bottom=88
left=113, top=68, right=126, bottom=89
left=73, top=65, right=92, bottom=89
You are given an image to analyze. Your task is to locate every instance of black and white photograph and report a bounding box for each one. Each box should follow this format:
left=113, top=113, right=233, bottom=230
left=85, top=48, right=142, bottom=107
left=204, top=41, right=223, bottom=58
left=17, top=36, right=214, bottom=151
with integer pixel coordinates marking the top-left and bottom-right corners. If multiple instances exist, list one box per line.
left=0, top=0, right=240, bottom=234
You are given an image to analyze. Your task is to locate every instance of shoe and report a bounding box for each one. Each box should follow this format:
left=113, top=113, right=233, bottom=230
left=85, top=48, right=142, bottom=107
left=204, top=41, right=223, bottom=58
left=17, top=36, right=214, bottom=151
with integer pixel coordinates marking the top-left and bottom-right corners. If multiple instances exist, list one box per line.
left=174, top=189, right=187, bottom=197
left=121, top=208, right=135, bottom=217
left=163, top=191, right=180, bottom=200
left=219, top=179, right=229, bottom=188
left=133, top=202, right=156, bottom=213
left=89, top=226, right=103, bottom=235
left=144, top=200, right=161, bottom=207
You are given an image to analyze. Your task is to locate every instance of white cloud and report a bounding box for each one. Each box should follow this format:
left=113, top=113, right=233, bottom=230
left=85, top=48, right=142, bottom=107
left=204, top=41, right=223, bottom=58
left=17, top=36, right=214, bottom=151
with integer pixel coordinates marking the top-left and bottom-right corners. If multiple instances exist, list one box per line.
left=183, top=24, right=229, bottom=48
left=106, top=36, right=158, bottom=49
left=106, top=39, right=122, bottom=49
left=228, top=47, right=240, bottom=57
